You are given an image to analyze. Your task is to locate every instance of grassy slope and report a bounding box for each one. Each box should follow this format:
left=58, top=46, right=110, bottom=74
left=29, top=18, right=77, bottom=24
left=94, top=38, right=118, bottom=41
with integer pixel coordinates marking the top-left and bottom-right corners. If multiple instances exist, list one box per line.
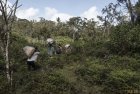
left=14, top=33, right=103, bottom=93
left=0, top=32, right=140, bottom=94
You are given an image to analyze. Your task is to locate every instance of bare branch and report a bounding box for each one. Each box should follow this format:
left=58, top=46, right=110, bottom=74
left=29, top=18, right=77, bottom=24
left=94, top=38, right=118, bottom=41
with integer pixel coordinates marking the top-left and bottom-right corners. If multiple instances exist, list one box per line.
left=7, top=4, right=22, bottom=21
left=17, top=4, right=22, bottom=9
left=12, top=0, right=19, bottom=18
left=7, top=0, right=17, bottom=15
left=0, top=0, right=8, bottom=25
left=4, top=0, right=8, bottom=11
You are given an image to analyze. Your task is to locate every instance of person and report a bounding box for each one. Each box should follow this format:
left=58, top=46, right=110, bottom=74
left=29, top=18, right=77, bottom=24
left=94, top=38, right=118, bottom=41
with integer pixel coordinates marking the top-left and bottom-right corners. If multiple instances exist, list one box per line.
left=64, top=44, right=71, bottom=53
left=55, top=44, right=62, bottom=54
left=47, top=36, right=55, bottom=57
left=27, top=47, right=40, bottom=71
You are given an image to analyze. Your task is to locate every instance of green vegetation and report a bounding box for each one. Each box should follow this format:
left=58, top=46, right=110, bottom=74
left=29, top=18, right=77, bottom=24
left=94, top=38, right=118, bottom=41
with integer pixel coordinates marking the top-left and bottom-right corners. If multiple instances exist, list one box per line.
left=0, top=0, right=140, bottom=94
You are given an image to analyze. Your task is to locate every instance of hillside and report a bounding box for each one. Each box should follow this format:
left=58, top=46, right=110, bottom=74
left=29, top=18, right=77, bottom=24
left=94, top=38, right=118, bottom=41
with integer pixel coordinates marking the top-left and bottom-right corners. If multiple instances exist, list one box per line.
left=0, top=25, right=140, bottom=94
left=0, top=0, right=140, bottom=94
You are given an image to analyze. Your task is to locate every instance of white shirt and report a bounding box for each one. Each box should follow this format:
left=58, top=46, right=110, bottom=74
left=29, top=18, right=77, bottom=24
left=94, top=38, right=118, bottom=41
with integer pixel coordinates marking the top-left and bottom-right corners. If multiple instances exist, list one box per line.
left=27, top=52, right=40, bottom=62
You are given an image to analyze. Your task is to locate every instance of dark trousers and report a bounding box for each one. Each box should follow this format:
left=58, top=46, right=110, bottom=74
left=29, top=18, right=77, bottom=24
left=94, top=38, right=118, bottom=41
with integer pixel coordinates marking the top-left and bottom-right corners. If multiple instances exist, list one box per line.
left=27, top=61, right=36, bottom=70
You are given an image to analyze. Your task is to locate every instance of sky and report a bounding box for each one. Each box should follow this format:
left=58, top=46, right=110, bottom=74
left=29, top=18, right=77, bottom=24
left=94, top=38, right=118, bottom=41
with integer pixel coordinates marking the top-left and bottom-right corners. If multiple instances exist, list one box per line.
left=11, top=0, right=138, bottom=22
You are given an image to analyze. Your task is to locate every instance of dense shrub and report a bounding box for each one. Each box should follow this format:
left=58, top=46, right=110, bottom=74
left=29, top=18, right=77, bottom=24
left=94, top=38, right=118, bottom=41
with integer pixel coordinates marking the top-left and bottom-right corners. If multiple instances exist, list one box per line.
left=0, top=75, right=10, bottom=94
left=103, top=69, right=140, bottom=94
left=75, top=56, right=140, bottom=94
left=128, top=25, right=140, bottom=53
left=14, top=72, right=78, bottom=94
left=75, top=62, right=111, bottom=86
left=109, top=24, right=140, bottom=55
left=109, top=23, right=133, bottom=55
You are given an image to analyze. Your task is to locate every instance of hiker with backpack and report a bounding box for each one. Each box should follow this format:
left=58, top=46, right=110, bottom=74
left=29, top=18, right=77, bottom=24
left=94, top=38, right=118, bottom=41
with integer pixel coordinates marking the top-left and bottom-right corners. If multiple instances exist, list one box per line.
left=55, top=43, right=62, bottom=54
left=64, top=44, right=72, bottom=54
left=47, top=36, right=55, bottom=57
left=23, top=46, right=40, bottom=71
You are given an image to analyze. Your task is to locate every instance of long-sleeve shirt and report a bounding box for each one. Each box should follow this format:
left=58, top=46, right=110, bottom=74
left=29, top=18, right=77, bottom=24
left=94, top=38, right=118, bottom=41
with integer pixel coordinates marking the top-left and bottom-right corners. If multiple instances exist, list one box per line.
left=27, top=52, right=40, bottom=62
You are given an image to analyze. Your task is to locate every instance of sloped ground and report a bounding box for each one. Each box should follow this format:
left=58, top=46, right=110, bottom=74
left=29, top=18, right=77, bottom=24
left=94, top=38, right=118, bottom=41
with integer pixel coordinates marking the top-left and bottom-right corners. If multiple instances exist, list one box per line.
left=0, top=33, right=140, bottom=94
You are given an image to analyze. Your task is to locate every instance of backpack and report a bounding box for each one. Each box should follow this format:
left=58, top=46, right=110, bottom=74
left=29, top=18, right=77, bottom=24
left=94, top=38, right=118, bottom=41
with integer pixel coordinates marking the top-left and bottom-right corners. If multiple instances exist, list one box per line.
left=23, top=46, right=35, bottom=58
left=56, top=46, right=62, bottom=54
left=48, top=42, right=53, bottom=47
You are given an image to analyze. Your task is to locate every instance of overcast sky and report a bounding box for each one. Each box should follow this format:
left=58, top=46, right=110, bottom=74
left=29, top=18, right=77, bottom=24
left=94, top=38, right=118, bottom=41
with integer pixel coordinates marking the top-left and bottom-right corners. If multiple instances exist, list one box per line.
left=12, top=0, right=138, bottom=22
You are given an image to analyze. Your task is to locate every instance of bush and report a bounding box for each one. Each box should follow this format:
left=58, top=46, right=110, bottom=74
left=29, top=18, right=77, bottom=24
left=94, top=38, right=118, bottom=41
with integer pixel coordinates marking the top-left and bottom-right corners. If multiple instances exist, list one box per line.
left=109, top=24, right=140, bottom=55
left=109, top=23, right=133, bottom=55
left=75, top=56, right=140, bottom=94
left=14, top=72, right=78, bottom=94
left=128, top=25, right=140, bottom=53
left=105, top=56, right=140, bottom=71
left=0, top=75, right=10, bottom=94
left=75, top=62, right=111, bottom=86
left=103, top=69, right=140, bottom=94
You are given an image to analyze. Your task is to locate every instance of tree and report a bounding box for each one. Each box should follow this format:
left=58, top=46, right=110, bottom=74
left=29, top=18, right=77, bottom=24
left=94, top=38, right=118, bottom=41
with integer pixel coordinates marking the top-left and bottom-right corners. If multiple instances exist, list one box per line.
left=85, top=19, right=97, bottom=40
left=67, top=17, right=83, bottom=41
left=135, top=0, right=140, bottom=24
left=0, top=0, right=20, bottom=86
left=117, top=0, right=135, bottom=24
left=56, top=17, right=61, bottom=23
left=98, top=3, right=119, bottom=36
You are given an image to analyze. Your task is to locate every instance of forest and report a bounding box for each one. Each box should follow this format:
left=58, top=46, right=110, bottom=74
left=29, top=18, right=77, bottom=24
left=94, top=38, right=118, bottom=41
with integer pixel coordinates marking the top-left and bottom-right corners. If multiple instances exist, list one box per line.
left=0, top=0, right=140, bottom=94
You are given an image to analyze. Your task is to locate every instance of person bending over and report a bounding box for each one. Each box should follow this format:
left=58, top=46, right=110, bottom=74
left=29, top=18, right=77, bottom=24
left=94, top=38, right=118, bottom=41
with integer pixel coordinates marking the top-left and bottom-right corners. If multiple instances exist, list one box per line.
left=27, top=47, right=40, bottom=71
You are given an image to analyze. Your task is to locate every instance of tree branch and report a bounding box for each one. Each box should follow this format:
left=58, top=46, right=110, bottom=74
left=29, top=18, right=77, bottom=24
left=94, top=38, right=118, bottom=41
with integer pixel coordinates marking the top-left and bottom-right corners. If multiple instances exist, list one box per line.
left=0, top=0, right=8, bottom=25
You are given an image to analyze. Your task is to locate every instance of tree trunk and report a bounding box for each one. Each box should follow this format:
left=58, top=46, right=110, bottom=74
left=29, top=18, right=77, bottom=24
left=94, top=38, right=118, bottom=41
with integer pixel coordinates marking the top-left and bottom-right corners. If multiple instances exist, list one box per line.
left=5, top=32, right=12, bottom=86
left=0, top=0, right=19, bottom=88
left=126, top=0, right=134, bottom=23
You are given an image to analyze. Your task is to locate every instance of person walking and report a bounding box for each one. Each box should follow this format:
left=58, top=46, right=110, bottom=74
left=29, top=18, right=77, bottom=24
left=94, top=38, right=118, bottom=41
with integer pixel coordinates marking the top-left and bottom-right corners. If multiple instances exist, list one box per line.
left=47, top=36, right=55, bottom=57
left=55, top=43, right=62, bottom=54
left=26, top=47, right=40, bottom=71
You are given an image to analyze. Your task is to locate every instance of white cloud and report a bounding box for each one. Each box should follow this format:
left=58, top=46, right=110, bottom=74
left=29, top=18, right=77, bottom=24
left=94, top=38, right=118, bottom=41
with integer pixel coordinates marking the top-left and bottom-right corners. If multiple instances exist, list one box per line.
left=16, top=7, right=39, bottom=20
left=15, top=6, right=100, bottom=22
left=45, top=7, right=57, bottom=19
left=44, top=6, right=99, bottom=22
left=44, top=7, right=73, bottom=22
left=81, top=6, right=99, bottom=21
